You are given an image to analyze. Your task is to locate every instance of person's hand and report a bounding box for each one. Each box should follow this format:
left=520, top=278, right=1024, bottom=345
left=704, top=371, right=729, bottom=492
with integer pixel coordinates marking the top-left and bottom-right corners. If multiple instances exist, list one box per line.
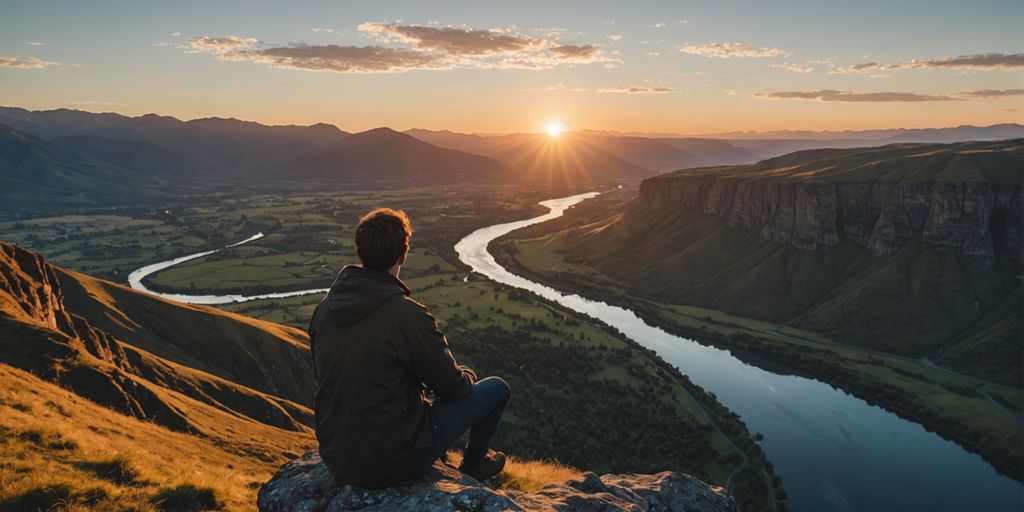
left=457, top=364, right=478, bottom=383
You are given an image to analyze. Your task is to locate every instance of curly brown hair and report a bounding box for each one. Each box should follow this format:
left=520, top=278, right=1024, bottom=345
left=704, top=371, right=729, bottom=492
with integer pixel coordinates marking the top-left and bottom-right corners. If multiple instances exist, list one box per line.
left=355, top=208, right=413, bottom=271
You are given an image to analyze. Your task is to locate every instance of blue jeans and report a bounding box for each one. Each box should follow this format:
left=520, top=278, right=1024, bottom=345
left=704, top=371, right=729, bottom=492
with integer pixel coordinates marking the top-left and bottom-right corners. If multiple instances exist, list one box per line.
left=411, top=376, right=511, bottom=476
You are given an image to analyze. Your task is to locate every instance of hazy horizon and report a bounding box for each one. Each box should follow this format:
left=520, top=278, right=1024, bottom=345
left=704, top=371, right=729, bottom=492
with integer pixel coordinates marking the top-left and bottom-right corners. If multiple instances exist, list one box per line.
left=4, top=104, right=1021, bottom=140
left=2, top=0, right=1022, bottom=135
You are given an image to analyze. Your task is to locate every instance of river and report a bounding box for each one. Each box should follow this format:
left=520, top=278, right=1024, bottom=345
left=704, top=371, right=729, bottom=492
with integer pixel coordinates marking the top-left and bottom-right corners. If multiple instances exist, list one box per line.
left=131, top=192, right=1022, bottom=511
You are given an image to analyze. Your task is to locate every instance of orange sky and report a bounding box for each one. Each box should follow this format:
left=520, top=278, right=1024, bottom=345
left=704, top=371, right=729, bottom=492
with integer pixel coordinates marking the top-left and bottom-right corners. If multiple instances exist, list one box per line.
left=1, top=1, right=1022, bottom=134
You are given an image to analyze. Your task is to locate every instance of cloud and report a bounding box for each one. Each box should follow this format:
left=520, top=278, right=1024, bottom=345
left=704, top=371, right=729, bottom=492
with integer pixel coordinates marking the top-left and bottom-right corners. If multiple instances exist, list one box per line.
left=754, top=89, right=959, bottom=102
left=651, top=22, right=666, bottom=28
left=900, top=53, right=1024, bottom=71
left=248, top=45, right=446, bottom=72
left=171, top=32, right=181, bottom=37
left=26, top=41, right=43, bottom=46
left=182, top=36, right=259, bottom=55
left=598, top=86, right=675, bottom=94
left=958, top=88, right=1024, bottom=98
left=607, top=34, right=622, bottom=41
left=0, top=56, right=60, bottom=69
left=550, top=44, right=600, bottom=59
left=833, top=62, right=882, bottom=74
left=358, top=23, right=542, bottom=54
left=679, top=42, right=786, bottom=58
left=836, top=53, right=1024, bottom=74
left=184, top=24, right=609, bottom=73
left=772, top=62, right=813, bottom=73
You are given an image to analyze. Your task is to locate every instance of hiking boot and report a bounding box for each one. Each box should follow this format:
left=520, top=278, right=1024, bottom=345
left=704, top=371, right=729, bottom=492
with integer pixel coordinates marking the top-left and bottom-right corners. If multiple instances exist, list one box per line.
left=458, top=450, right=506, bottom=481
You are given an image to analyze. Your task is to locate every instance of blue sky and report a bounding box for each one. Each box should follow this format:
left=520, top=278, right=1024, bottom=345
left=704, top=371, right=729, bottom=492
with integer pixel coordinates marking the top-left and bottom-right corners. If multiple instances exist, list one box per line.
left=2, top=0, right=1022, bottom=133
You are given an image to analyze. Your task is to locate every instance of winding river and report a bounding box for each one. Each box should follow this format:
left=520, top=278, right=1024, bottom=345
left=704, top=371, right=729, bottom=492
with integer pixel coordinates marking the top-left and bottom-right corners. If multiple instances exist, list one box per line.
left=131, top=192, right=1022, bottom=512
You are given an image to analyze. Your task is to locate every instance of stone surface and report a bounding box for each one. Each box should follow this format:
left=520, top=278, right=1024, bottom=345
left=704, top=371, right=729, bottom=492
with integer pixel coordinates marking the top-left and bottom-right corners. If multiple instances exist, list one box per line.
left=257, top=451, right=738, bottom=512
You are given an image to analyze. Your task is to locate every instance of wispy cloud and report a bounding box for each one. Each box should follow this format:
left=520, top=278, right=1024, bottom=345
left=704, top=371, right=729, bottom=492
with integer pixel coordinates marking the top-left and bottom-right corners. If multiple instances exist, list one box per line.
left=833, top=62, right=882, bottom=74
left=772, top=62, right=813, bottom=73
left=679, top=42, right=786, bottom=58
left=26, top=41, right=43, bottom=46
left=0, top=56, right=60, bottom=69
left=598, top=86, right=675, bottom=94
left=836, top=53, right=1024, bottom=73
left=607, top=34, right=622, bottom=41
left=754, top=89, right=959, bottom=102
left=958, top=88, right=1024, bottom=98
left=902, top=53, right=1024, bottom=70
left=183, top=36, right=259, bottom=55
left=359, top=23, right=542, bottom=54
left=183, top=23, right=609, bottom=73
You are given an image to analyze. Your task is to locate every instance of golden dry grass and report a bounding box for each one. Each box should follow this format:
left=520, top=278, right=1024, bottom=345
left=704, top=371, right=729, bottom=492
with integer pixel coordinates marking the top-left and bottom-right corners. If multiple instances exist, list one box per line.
left=445, top=450, right=583, bottom=493
left=0, top=363, right=311, bottom=511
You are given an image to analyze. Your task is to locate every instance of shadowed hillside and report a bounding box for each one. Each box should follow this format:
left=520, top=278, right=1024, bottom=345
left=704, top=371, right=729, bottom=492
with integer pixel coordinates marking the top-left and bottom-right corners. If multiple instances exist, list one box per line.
left=278, top=127, right=514, bottom=183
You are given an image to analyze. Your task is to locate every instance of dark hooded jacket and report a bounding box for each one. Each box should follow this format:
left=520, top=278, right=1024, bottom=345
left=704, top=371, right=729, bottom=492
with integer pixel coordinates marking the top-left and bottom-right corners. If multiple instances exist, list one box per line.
left=308, top=265, right=475, bottom=487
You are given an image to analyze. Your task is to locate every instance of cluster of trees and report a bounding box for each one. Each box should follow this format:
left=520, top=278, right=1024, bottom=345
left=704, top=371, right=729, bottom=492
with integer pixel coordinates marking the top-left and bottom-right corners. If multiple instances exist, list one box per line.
left=447, top=323, right=723, bottom=480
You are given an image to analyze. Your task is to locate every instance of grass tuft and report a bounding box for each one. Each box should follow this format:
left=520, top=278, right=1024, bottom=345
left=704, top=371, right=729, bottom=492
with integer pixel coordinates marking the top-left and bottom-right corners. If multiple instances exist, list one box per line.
left=0, top=483, right=109, bottom=511
left=77, top=454, right=140, bottom=485
left=446, top=450, right=582, bottom=493
left=150, top=484, right=221, bottom=512
left=16, top=427, right=78, bottom=451
left=494, top=457, right=583, bottom=493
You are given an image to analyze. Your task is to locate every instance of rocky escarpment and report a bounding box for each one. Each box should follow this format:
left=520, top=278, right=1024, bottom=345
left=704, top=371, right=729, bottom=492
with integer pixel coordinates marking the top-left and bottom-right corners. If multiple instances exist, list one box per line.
left=639, top=140, right=1023, bottom=269
left=258, top=451, right=737, bottom=512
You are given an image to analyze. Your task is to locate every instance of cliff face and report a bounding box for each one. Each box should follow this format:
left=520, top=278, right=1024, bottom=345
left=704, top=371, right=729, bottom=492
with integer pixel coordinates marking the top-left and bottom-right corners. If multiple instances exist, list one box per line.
left=638, top=140, right=1023, bottom=269
left=258, top=451, right=738, bottom=512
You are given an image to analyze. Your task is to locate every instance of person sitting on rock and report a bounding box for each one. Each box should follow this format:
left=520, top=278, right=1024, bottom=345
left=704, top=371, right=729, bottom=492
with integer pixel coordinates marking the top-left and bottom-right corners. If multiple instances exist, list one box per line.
left=308, top=207, right=511, bottom=488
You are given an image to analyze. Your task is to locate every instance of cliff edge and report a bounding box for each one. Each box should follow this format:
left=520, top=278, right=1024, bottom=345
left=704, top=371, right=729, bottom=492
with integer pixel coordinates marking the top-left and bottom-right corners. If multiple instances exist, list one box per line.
left=638, top=139, right=1023, bottom=269
left=257, top=451, right=738, bottom=512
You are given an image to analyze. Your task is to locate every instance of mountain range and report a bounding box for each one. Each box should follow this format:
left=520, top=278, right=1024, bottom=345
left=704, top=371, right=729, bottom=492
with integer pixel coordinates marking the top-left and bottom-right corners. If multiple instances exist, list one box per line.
left=4, top=107, right=1020, bottom=214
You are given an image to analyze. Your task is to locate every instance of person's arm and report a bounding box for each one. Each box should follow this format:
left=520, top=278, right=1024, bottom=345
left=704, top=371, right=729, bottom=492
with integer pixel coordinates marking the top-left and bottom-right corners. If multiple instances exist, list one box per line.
left=307, top=303, right=321, bottom=380
left=403, top=307, right=475, bottom=401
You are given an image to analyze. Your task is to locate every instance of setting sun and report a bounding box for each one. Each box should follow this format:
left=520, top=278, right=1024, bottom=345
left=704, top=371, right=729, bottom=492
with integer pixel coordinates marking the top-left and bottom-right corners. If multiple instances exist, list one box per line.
left=545, top=122, right=564, bottom=137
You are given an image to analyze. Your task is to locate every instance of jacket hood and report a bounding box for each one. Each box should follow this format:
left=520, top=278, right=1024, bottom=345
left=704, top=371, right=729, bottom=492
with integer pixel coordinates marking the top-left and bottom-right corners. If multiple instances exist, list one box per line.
left=325, top=265, right=410, bottom=326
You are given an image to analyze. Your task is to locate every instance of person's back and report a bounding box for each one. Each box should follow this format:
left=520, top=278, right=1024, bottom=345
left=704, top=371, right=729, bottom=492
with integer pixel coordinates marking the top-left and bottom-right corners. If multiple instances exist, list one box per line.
left=309, top=208, right=510, bottom=488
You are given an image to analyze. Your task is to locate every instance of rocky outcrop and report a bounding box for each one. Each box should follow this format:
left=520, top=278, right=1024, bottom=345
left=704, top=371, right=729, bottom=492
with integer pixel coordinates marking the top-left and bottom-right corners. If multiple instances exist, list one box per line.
left=638, top=140, right=1023, bottom=269
left=257, top=451, right=738, bottom=512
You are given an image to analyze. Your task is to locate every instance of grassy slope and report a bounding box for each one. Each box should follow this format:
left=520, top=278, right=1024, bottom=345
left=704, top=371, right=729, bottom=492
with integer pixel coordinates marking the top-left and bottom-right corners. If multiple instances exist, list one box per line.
left=0, top=362, right=310, bottom=511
